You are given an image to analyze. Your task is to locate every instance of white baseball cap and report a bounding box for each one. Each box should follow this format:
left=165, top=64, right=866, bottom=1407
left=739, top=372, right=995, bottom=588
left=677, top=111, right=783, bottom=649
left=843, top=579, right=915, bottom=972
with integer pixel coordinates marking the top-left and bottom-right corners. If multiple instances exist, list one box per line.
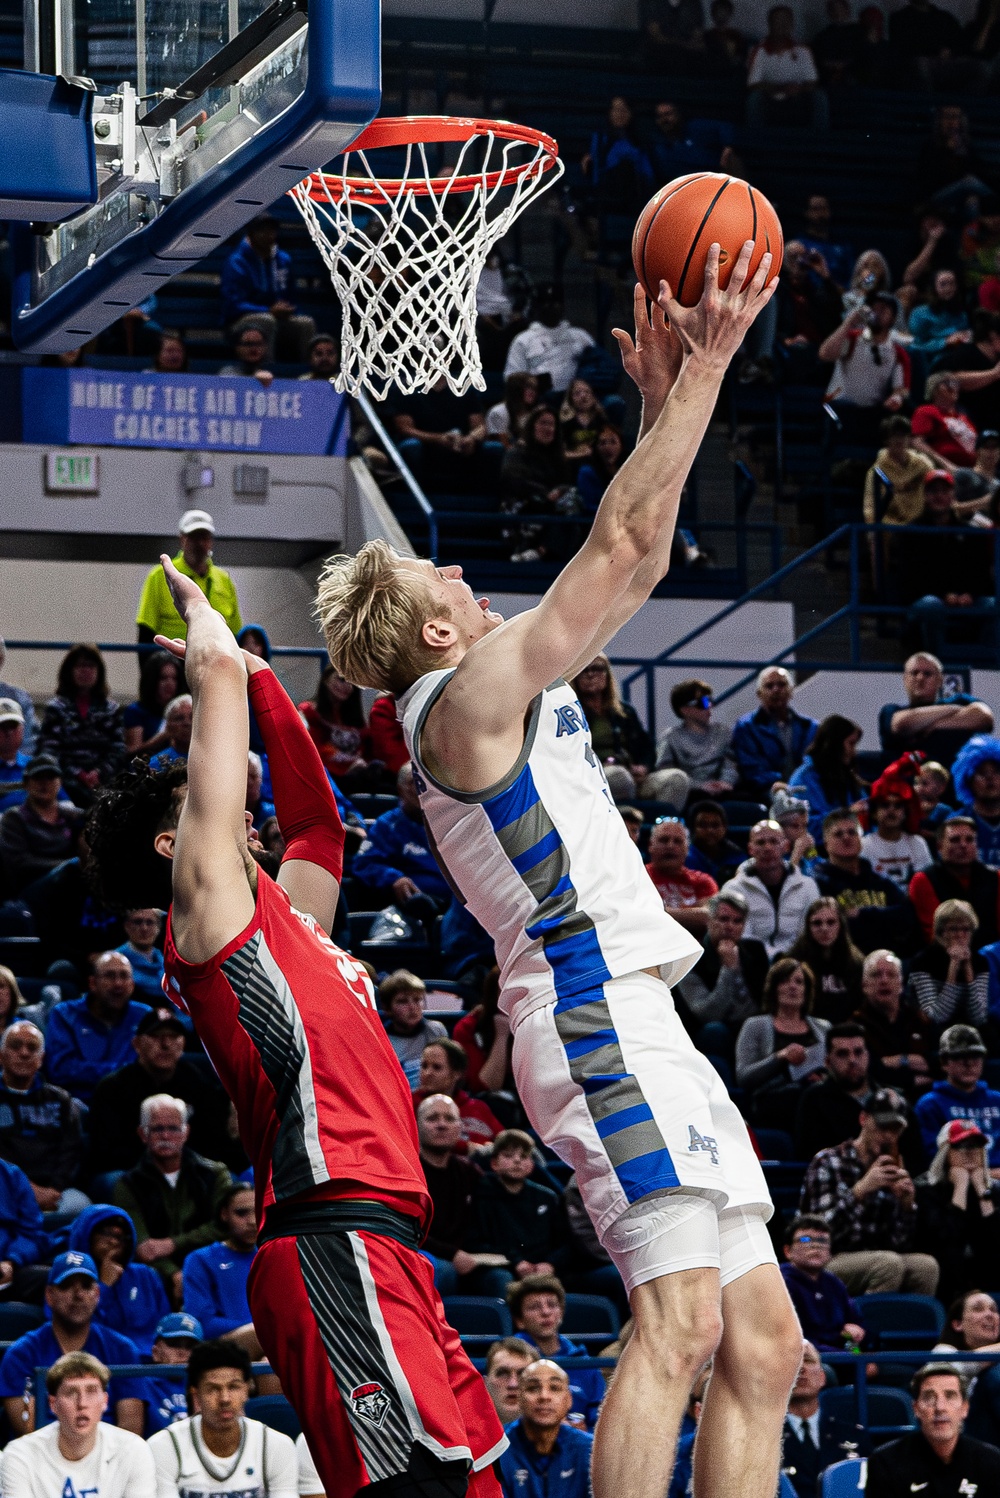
left=0, top=698, right=24, bottom=726
left=178, top=509, right=215, bottom=536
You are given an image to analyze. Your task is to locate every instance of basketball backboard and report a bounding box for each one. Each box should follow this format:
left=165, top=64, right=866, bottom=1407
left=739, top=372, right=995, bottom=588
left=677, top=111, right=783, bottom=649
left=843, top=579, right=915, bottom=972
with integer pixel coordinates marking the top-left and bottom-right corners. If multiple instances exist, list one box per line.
left=7, top=0, right=381, bottom=351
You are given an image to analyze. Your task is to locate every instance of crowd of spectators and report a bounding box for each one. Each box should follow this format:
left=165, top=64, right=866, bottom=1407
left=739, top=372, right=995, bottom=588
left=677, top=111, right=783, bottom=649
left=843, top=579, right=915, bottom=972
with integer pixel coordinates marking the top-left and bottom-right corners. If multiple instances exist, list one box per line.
left=0, top=615, right=1000, bottom=1489
left=16, top=20, right=1000, bottom=1476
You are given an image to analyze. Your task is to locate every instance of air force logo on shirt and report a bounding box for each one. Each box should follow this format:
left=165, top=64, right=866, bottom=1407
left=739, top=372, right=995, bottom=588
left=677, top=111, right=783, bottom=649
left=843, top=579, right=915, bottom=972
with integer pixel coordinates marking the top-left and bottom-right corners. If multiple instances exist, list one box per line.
left=554, top=705, right=587, bottom=737
left=688, top=1126, right=720, bottom=1166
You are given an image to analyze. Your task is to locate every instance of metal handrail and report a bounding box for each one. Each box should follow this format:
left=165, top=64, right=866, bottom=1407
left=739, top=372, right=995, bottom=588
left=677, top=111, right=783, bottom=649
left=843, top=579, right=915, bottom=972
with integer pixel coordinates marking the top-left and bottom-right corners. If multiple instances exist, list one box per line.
left=615, top=520, right=1000, bottom=722
left=354, top=389, right=440, bottom=561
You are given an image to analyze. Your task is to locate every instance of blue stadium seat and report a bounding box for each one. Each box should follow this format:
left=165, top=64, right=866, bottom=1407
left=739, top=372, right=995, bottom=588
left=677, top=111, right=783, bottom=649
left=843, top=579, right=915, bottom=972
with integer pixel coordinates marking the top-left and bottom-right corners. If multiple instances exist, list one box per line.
left=821, top=1458, right=866, bottom=1498
left=560, top=1294, right=620, bottom=1344
left=0, top=937, right=42, bottom=976
left=0, top=1303, right=44, bottom=1340
left=820, top=1385, right=914, bottom=1435
left=442, top=1297, right=513, bottom=1344
left=723, top=801, right=768, bottom=832
left=753, top=1129, right=794, bottom=1162
left=858, top=1294, right=944, bottom=1350
left=0, top=903, right=34, bottom=937
left=246, top=1395, right=301, bottom=1440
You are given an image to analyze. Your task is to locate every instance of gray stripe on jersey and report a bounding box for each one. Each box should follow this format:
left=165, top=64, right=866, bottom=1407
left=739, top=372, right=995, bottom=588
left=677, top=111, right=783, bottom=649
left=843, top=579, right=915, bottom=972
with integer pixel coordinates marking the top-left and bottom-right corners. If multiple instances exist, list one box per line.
left=520, top=845, right=568, bottom=902
left=492, top=799, right=554, bottom=862
left=551, top=998, right=610, bottom=1043
left=554, top=994, right=670, bottom=1163
left=222, top=934, right=326, bottom=1199
left=296, top=1232, right=414, bottom=1482
left=584, top=1075, right=653, bottom=1126
left=601, top=1115, right=667, bottom=1169
left=490, top=797, right=595, bottom=943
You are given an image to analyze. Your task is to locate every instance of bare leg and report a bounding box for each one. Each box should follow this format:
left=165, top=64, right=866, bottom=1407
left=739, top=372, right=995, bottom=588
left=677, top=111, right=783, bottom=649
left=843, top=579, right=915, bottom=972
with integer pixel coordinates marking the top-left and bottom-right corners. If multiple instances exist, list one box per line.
left=692, top=1264, right=802, bottom=1497
left=592, top=1267, right=722, bottom=1498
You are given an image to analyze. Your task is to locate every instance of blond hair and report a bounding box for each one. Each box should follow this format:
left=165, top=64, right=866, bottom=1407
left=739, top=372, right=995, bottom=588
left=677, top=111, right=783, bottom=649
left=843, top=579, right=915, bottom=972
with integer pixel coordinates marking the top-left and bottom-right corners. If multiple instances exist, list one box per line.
left=314, top=540, right=447, bottom=693
left=934, top=898, right=979, bottom=937
left=46, top=1352, right=109, bottom=1395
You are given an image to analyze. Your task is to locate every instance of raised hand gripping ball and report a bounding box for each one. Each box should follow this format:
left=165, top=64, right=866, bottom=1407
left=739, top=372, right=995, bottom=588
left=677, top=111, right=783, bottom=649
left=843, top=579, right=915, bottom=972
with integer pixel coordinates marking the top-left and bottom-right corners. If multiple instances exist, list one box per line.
left=632, top=172, right=783, bottom=307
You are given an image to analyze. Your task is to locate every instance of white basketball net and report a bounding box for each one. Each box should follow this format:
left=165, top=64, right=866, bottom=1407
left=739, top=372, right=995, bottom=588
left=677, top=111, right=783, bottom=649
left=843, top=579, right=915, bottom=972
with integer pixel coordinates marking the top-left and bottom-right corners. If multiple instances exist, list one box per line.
left=290, top=126, right=564, bottom=399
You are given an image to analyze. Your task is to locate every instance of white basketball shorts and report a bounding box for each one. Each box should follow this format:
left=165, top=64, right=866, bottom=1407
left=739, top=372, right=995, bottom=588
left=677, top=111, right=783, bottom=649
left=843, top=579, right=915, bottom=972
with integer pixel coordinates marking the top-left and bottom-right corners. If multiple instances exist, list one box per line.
left=510, top=969, right=775, bottom=1293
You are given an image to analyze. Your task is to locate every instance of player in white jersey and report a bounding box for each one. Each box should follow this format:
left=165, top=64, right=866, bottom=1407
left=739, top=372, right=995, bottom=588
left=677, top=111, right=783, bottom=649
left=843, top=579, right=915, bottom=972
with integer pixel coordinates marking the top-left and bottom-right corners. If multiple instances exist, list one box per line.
left=147, top=1341, right=297, bottom=1498
left=296, top=1434, right=324, bottom=1496
left=0, top=1352, right=156, bottom=1498
left=314, top=247, right=803, bottom=1498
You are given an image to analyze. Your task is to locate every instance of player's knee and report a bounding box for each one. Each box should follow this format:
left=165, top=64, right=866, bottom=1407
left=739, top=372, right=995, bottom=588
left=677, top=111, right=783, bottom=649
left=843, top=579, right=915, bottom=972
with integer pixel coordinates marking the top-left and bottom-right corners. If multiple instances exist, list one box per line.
left=720, top=1291, right=802, bottom=1402
left=632, top=1275, right=723, bottom=1371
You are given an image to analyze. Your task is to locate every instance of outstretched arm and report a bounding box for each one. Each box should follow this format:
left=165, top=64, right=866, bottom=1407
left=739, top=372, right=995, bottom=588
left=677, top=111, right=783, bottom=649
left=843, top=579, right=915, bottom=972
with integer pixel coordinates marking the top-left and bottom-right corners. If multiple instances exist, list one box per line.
left=156, top=557, right=255, bottom=964
left=245, top=660, right=344, bottom=933
left=425, top=245, right=775, bottom=790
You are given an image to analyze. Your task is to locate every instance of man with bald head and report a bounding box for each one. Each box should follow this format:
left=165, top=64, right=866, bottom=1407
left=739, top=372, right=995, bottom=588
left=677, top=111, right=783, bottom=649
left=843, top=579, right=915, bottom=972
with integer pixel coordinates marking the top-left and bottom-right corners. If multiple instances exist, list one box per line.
left=417, top=1093, right=481, bottom=1294
left=732, top=667, right=818, bottom=801
left=0, top=1021, right=85, bottom=1213
left=499, top=1360, right=593, bottom=1498
left=44, top=952, right=152, bottom=1104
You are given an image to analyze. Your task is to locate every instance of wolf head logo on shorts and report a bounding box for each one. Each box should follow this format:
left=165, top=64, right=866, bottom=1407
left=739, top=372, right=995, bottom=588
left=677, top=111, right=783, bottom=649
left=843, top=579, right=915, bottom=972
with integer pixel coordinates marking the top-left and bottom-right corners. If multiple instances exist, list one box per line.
left=350, top=1382, right=391, bottom=1429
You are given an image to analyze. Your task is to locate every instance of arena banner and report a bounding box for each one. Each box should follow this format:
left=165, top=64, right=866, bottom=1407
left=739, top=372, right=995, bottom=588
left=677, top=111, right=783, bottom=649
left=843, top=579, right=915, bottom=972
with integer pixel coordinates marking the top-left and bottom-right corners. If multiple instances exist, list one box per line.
left=22, top=368, right=350, bottom=455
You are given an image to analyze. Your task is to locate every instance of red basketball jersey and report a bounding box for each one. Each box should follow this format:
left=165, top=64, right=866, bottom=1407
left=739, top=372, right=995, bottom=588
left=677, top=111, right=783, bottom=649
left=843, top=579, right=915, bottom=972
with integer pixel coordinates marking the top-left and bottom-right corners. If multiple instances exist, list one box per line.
left=163, top=872, right=430, bottom=1230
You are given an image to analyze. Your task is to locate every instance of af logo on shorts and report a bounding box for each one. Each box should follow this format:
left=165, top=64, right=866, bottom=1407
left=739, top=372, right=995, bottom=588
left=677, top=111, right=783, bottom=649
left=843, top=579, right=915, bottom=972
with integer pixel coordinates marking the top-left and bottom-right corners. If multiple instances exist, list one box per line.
left=350, top=1381, right=391, bottom=1429
left=687, top=1125, right=720, bottom=1166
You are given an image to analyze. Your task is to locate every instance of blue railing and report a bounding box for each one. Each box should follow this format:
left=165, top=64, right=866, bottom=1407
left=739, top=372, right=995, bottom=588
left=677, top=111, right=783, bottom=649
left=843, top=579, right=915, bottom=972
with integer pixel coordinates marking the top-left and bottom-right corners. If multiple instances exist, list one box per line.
left=614, top=522, right=1000, bottom=729
left=29, top=1348, right=999, bottom=1440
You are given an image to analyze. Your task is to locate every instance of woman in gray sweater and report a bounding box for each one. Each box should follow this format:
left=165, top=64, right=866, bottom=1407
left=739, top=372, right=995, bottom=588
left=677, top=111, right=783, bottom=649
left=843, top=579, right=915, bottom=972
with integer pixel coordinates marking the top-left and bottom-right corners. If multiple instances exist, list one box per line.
left=735, top=957, right=830, bottom=1129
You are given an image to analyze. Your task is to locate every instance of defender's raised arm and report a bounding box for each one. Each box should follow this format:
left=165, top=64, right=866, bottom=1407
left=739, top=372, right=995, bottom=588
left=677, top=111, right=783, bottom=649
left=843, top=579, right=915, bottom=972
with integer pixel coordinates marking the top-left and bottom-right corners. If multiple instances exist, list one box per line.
left=154, top=556, right=255, bottom=964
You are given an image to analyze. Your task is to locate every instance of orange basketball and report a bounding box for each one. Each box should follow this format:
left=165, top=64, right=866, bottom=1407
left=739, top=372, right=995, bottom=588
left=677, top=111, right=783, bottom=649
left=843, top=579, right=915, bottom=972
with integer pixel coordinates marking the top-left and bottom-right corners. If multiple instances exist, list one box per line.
left=632, top=172, right=783, bottom=308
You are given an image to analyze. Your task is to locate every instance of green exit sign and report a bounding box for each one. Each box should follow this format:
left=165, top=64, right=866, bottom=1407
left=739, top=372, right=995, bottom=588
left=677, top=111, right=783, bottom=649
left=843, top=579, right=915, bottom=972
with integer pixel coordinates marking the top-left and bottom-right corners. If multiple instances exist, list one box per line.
left=45, top=452, right=100, bottom=493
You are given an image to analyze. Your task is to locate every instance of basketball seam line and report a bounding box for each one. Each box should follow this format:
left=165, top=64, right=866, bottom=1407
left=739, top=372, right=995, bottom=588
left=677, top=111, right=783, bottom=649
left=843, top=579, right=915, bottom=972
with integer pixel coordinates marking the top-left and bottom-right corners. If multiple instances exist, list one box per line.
left=676, top=177, right=732, bottom=304
left=635, top=172, right=712, bottom=299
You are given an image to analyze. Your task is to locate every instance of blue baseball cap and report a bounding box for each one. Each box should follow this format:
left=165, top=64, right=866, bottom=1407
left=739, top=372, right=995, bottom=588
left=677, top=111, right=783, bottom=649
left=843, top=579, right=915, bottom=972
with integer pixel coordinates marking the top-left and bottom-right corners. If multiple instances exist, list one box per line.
left=155, top=1312, right=203, bottom=1343
left=48, top=1251, right=99, bottom=1286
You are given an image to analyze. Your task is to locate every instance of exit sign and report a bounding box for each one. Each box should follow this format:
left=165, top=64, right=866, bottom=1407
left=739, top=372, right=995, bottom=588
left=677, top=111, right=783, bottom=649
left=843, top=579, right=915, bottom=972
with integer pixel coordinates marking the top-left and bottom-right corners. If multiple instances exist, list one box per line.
left=45, top=452, right=100, bottom=493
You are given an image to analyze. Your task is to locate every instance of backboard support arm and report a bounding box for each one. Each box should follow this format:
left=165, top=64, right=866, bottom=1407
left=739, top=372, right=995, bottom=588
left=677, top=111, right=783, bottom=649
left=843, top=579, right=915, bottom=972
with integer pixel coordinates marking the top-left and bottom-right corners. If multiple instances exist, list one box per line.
left=24, top=0, right=76, bottom=79
left=9, top=0, right=381, bottom=352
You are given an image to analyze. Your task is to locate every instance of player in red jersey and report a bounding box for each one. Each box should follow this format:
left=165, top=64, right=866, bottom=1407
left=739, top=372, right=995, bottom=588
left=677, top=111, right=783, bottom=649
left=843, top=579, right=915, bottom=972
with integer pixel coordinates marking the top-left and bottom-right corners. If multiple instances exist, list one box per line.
left=84, top=559, right=505, bottom=1498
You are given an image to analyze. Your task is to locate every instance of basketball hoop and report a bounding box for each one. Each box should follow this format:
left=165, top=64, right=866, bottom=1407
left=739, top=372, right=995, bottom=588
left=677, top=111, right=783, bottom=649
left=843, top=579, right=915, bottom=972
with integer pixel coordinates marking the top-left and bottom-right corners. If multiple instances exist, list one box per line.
left=289, top=116, right=564, bottom=399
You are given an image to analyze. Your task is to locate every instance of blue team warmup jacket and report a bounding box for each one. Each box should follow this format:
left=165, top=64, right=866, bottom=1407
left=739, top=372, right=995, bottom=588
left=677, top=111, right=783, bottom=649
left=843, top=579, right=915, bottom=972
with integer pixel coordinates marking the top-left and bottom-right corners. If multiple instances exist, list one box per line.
left=499, top=1420, right=593, bottom=1498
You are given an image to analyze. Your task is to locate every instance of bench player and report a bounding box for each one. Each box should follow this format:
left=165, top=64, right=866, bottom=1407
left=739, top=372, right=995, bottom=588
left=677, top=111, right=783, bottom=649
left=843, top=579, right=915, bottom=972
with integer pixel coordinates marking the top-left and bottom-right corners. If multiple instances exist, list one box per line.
left=84, top=566, right=505, bottom=1498
left=314, top=247, right=803, bottom=1498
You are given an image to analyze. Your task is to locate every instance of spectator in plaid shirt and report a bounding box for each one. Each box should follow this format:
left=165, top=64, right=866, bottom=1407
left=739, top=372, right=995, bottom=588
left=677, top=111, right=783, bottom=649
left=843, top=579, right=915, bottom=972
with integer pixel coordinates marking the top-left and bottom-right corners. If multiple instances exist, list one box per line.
left=799, top=1087, right=939, bottom=1297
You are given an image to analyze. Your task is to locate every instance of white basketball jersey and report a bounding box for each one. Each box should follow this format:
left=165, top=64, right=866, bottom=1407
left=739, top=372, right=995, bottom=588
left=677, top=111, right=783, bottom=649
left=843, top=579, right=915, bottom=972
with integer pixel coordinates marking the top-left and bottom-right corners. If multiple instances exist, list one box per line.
left=399, top=670, right=700, bottom=1027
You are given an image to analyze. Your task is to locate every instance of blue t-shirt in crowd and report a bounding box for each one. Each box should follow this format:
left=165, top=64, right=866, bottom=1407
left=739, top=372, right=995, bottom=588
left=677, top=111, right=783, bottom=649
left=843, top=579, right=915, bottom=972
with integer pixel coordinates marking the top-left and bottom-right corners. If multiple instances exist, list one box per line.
left=114, top=941, right=166, bottom=1002
left=0, top=752, right=28, bottom=813
left=962, top=809, right=1000, bottom=871
left=122, top=702, right=163, bottom=745
left=0, top=1322, right=145, bottom=1422
left=878, top=693, right=978, bottom=763
left=149, top=745, right=186, bottom=771
left=915, top=1080, right=1000, bottom=1168
left=182, top=1241, right=255, bottom=1337
left=141, top=1370, right=190, bottom=1436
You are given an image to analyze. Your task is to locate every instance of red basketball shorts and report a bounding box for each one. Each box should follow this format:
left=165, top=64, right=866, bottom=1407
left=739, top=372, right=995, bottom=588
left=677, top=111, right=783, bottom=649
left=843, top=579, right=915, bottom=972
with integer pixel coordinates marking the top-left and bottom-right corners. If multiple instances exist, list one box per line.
left=248, top=1230, right=506, bottom=1498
